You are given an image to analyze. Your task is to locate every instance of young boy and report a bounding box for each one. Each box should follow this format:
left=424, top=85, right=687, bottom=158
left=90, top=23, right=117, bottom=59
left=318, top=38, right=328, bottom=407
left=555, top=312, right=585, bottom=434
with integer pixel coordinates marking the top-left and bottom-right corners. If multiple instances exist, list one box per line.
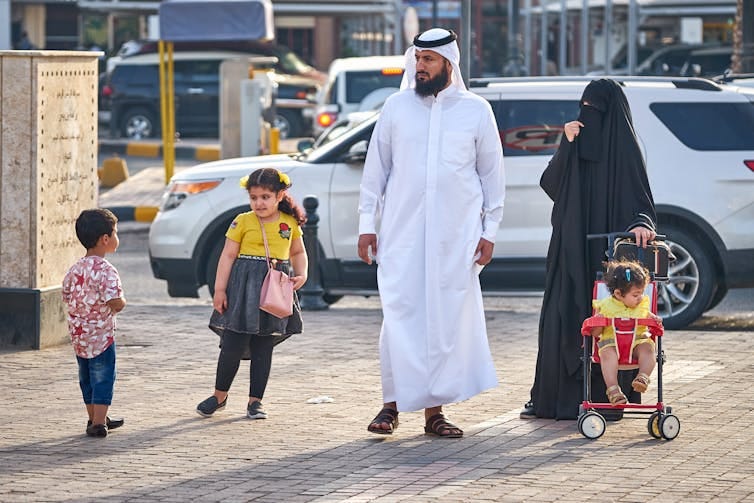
left=62, top=209, right=127, bottom=437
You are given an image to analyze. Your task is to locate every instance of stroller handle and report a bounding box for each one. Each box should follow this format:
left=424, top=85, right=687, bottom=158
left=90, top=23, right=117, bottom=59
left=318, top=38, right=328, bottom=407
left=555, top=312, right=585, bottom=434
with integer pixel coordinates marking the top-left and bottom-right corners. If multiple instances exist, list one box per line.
left=586, top=232, right=667, bottom=242
left=586, top=232, right=666, bottom=261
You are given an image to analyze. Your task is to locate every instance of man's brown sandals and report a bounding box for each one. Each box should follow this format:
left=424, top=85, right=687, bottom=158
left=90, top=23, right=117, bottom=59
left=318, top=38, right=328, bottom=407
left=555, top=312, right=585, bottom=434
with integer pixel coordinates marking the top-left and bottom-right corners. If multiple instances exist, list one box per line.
left=424, top=413, right=463, bottom=438
left=367, top=407, right=399, bottom=435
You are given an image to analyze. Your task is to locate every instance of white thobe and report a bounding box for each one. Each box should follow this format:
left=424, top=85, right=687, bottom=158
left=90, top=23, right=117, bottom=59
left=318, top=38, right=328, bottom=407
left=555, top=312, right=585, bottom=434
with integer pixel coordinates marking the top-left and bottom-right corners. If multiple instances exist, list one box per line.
left=358, top=85, right=506, bottom=412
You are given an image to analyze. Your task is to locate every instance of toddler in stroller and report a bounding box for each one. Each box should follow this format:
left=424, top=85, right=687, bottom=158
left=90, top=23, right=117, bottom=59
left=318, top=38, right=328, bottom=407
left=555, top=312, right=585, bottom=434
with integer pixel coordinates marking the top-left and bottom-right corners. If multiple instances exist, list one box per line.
left=578, top=233, right=680, bottom=440
left=589, top=260, right=660, bottom=406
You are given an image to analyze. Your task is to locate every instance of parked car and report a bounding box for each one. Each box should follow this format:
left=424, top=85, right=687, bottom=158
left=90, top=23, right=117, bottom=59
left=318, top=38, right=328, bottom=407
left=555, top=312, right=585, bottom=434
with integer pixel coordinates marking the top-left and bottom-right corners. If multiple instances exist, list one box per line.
left=313, top=55, right=405, bottom=135
left=105, top=51, right=319, bottom=139
left=149, top=76, right=754, bottom=329
left=635, top=43, right=722, bottom=76
left=586, top=45, right=656, bottom=75
left=98, top=71, right=111, bottom=124
left=680, top=46, right=733, bottom=77
left=108, top=39, right=326, bottom=85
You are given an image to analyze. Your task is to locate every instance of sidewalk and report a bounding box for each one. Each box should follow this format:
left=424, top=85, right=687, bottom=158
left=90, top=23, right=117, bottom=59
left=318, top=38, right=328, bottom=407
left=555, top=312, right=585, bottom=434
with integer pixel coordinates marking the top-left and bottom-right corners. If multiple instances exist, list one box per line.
left=2, top=296, right=753, bottom=501
left=97, top=138, right=301, bottom=222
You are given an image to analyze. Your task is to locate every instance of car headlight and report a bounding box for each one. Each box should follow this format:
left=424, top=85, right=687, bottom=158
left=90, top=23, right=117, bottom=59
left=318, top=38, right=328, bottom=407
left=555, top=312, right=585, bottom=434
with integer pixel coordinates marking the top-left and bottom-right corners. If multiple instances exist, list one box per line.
left=160, top=180, right=222, bottom=211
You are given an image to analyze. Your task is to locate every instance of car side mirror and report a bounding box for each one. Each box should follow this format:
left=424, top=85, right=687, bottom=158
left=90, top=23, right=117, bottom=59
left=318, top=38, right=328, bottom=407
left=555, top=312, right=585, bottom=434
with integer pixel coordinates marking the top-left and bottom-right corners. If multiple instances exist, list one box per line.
left=342, top=139, right=368, bottom=164
left=297, top=138, right=314, bottom=152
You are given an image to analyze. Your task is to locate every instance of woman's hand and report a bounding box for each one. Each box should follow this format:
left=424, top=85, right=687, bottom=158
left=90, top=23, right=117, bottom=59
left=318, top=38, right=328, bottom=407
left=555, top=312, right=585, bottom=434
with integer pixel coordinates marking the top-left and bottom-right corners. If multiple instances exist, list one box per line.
left=564, top=120, right=584, bottom=142
left=629, top=226, right=656, bottom=248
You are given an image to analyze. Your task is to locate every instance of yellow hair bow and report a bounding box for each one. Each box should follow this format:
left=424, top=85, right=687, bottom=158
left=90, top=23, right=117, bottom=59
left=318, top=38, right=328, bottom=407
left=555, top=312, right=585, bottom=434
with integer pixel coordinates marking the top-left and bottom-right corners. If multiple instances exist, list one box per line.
left=239, top=175, right=249, bottom=189
left=279, top=172, right=291, bottom=186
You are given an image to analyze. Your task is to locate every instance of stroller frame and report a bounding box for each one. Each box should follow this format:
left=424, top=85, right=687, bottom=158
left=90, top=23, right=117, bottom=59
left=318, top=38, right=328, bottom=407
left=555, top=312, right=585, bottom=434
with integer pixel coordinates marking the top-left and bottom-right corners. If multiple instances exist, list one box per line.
left=577, top=232, right=680, bottom=440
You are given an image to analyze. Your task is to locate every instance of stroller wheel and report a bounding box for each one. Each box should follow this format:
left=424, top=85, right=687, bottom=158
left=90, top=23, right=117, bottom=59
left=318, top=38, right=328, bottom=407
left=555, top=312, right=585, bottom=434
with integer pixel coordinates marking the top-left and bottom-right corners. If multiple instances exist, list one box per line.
left=647, top=412, right=662, bottom=439
left=660, top=414, right=681, bottom=440
left=578, top=411, right=606, bottom=439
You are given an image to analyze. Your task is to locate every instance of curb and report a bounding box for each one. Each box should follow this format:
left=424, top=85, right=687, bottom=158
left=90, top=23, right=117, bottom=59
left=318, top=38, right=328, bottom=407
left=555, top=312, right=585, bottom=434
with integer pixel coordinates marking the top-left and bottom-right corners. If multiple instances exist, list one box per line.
left=98, top=140, right=221, bottom=161
left=108, top=205, right=159, bottom=223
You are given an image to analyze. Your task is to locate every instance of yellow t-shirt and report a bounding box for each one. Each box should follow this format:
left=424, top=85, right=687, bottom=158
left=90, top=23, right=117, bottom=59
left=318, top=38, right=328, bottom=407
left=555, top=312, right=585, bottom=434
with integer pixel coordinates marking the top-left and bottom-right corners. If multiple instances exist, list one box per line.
left=226, top=211, right=302, bottom=260
left=592, top=295, right=651, bottom=339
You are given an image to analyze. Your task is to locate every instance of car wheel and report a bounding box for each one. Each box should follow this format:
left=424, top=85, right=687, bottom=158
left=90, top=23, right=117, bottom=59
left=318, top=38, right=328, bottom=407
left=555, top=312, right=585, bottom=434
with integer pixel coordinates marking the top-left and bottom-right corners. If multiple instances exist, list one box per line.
left=706, top=284, right=728, bottom=311
left=205, top=238, right=225, bottom=297
left=275, top=109, right=303, bottom=139
left=121, top=107, right=157, bottom=139
left=656, top=225, right=716, bottom=329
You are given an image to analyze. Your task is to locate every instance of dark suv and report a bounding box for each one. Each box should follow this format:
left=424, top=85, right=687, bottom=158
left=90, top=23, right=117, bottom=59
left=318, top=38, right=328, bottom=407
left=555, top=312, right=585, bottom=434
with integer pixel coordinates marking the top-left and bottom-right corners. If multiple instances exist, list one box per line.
left=106, top=51, right=319, bottom=139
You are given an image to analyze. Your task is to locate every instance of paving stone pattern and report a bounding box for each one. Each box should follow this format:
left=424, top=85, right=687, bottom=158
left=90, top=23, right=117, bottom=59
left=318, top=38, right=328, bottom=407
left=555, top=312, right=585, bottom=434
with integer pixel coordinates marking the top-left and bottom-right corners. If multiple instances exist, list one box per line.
left=2, top=294, right=754, bottom=502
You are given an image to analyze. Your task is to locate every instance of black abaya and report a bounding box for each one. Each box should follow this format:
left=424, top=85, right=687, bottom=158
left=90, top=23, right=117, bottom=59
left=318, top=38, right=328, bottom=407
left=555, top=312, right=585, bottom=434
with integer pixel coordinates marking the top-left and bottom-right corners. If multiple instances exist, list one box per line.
left=529, top=79, right=656, bottom=419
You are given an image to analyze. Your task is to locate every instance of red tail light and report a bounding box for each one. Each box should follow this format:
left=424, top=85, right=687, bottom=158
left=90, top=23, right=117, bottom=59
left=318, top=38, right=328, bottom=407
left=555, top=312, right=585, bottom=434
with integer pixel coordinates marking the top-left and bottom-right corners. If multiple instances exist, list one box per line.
left=745, top=160, right=754, bottom=172
left=102, top=85, right=113, bottom=97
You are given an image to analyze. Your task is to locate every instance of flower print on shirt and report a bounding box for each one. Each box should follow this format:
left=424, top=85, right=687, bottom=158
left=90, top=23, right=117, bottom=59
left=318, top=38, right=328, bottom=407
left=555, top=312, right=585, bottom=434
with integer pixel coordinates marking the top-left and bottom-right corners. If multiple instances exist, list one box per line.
left=279, top=222, right=291, bottom=239
left=62, top=256, right=123, bottom=359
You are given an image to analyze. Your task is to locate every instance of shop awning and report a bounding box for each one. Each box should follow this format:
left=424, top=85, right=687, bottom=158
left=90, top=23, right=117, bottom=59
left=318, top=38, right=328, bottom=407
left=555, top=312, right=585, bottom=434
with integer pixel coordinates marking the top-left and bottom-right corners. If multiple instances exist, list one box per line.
left=158, top=0, right=275, bottom=42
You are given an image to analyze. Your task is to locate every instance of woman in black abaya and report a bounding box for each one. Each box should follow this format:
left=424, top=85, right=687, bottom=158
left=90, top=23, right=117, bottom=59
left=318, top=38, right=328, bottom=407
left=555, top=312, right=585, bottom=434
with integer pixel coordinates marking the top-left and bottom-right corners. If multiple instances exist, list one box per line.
left=522, top=79, right=657, bottom=420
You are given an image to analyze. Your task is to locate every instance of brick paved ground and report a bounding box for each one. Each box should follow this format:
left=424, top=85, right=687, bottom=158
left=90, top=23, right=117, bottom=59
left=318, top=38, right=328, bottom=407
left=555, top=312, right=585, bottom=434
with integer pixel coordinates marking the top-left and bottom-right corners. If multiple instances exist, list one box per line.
left=2, top=292, right=753, bottom=502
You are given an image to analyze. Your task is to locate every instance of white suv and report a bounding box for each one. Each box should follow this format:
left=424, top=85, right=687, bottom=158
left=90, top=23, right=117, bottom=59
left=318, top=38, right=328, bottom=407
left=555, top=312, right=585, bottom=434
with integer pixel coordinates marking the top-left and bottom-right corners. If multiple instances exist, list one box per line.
left=149, top=77, right=754, bottom=329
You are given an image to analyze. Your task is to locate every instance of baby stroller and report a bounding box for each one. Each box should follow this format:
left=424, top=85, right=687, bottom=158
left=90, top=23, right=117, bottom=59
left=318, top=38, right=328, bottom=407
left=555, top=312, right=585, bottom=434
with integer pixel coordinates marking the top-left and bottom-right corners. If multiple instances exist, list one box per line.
left=577, top=232, right=680, bottom=440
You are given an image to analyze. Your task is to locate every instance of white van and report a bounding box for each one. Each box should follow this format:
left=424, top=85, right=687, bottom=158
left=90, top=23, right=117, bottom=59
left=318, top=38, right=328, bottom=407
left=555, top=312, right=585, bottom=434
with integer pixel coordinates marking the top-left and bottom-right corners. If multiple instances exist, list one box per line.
left=313, top=55, right=405, bottom=135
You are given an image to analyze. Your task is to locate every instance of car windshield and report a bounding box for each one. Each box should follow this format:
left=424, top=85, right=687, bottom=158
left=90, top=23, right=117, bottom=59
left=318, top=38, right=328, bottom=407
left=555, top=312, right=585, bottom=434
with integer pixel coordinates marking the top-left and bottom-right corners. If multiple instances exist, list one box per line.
left=271, top=44, right=313, bottom=75
left=301, top=114, right=378, bottom=163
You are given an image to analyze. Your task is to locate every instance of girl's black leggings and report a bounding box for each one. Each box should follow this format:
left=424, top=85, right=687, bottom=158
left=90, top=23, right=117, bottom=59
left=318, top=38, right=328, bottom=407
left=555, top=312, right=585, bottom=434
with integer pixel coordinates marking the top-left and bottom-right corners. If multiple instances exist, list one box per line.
left=215, top=330, right=274, bottom=399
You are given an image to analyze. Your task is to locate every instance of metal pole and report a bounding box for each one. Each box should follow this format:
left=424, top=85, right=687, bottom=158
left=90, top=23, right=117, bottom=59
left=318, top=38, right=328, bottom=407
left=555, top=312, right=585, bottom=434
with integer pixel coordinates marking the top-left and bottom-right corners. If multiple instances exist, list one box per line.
left=605, top=0, right=613, bottom=74
left=525, top=0, right=533, bottom=74
left=540, top=0, right=548, bottom=75
left=559, top=0, right=567, bottom=74
left=581, top=0, right=589, bottom=74
left=433, top=0, right=438, bottom=26
left=298, top=196, right=329, bottom=311
left=504, top=0, right=526, bottom=75
left=627, top=0, right=638, bottom=74
left=394, top=0, right=402, bottom=54
left=744, top=0, right=754, bottom=72
left=461, top=0, right=471, bottom=86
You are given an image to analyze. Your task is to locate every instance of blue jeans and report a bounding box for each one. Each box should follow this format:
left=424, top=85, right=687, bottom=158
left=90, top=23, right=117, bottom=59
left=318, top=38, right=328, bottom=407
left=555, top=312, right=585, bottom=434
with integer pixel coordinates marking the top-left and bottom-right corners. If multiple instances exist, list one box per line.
left=77, top=343, right=116, bottom=405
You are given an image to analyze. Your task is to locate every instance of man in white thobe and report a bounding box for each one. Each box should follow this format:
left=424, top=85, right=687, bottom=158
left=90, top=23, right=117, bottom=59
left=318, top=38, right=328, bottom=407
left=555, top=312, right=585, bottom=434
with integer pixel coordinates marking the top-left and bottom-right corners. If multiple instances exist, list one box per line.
left=358, top=28, right=506, bottom=437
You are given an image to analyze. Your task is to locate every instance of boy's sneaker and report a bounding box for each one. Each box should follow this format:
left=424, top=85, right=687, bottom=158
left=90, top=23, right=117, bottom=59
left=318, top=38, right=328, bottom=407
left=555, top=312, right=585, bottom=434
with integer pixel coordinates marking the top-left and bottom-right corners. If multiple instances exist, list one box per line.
left=246, top=400, right=267, bottom=420
left=196, top=396, right=227, bottom=417
left=87, top=416, right=124, bottom=430
left=86, top=423, right=108, bottom=437
left=519, top=401, right=536, bottom=419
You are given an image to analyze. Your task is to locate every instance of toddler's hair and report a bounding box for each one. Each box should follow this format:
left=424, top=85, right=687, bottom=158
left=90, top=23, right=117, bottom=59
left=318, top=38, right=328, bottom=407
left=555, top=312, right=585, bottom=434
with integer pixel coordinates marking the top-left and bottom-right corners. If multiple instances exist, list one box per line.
left=244, top=168, right=306, bottom=225
left=75, top=208, right=118, bottom=249
left=604, top=259, right=650, bottom=295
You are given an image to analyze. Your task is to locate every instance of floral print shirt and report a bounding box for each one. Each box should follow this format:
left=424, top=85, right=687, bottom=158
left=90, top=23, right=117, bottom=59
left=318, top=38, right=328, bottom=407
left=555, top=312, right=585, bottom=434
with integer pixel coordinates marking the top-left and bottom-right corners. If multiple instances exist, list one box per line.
left=62, top=256, right=123, bottom=359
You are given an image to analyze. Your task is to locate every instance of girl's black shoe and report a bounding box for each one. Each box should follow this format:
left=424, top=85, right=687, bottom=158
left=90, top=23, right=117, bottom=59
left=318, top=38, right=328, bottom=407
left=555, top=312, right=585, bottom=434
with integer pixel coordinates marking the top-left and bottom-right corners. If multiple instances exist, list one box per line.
left=196, top=395, right=227, bottom=417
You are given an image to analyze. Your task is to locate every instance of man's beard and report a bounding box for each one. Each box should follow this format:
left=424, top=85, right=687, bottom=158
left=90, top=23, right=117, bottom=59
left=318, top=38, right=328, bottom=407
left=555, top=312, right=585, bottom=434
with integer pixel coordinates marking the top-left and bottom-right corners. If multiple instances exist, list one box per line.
left=414, top=64, right=450, bottom=97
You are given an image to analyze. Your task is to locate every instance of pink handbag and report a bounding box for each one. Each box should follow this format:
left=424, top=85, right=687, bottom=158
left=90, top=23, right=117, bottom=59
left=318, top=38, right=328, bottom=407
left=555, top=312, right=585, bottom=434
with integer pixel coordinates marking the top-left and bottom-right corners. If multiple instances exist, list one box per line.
left=257, top=215, right=294, bottom=318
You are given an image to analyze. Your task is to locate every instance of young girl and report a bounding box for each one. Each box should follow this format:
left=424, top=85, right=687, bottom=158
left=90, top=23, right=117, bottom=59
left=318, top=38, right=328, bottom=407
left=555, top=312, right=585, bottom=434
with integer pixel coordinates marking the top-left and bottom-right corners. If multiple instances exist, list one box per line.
left=591, top=260, right=661, bottom=405
left=198, top=167, right=308, bottom=420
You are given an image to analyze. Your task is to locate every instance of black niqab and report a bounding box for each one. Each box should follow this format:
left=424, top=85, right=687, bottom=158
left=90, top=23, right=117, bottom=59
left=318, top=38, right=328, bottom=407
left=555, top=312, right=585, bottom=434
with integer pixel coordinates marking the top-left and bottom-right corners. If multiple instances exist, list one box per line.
left=529, top=79, right=656, bottom=419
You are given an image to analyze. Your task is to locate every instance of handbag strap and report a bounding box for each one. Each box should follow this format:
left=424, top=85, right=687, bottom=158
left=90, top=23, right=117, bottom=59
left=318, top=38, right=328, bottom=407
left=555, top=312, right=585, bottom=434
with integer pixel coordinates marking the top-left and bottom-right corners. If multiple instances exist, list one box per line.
left=255, top=212, right=273, bottom=270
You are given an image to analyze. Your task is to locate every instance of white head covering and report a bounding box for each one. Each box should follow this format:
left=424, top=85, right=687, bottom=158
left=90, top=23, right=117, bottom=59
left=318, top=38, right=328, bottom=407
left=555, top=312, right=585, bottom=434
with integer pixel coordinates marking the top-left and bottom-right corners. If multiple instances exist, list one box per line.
left=400, top=28, right=466, bottom=92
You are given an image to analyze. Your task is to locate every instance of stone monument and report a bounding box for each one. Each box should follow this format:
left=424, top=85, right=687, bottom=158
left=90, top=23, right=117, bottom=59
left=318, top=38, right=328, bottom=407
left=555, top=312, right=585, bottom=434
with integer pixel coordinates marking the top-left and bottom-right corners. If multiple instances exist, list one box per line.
left=0, top=51, right=100, bottom=349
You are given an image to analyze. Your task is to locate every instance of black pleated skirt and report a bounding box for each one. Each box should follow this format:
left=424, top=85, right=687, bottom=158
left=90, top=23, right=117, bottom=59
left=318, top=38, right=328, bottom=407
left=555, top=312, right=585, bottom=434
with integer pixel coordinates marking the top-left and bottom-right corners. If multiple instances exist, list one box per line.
left=209, top=256, right=302, bottom=358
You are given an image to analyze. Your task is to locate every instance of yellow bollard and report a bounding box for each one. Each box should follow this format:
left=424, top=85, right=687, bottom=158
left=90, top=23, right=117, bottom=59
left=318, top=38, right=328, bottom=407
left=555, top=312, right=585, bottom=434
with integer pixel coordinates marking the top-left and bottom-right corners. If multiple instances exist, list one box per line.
left=98, top=156, right=129, bottom=188
left=270, top=127, right=280, bottom=154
